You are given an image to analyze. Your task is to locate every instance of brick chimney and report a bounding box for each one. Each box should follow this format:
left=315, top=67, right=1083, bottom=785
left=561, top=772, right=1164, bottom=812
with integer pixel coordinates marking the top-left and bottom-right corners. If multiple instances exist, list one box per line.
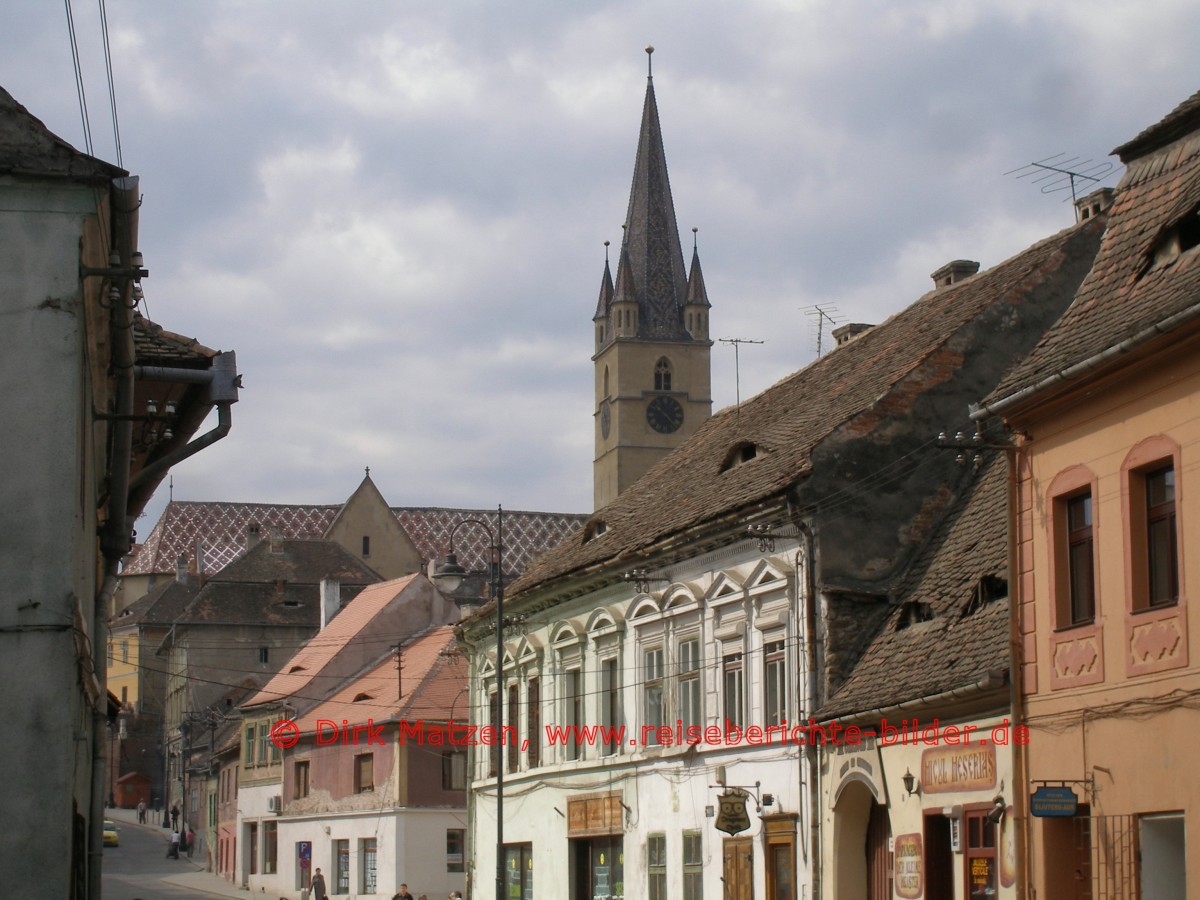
left=269, top=526, right=283, bottom=554
left=832, top=323, right=874, bottom=347
left=246, top=521, right=262, bottom=551
left=1075, top=187, right=1114, bottom=223
left=931, top=260, right=980, bottom=288
left=175, top=555, right=188, bottom=584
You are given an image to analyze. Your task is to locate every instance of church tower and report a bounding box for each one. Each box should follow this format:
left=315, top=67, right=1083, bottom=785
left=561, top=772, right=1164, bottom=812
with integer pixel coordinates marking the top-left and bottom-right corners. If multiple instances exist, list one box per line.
left=592, top=48, right=713, bottom=510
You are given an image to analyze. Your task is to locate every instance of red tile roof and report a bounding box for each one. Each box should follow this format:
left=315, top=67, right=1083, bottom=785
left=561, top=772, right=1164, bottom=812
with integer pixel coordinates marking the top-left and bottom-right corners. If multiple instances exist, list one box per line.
left=293, top=626, right=464, bottom=731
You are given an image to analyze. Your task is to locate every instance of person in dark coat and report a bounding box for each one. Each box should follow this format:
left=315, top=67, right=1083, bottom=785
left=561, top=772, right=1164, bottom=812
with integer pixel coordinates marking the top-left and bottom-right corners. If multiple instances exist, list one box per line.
left=311, top=868, right=327, bottom=900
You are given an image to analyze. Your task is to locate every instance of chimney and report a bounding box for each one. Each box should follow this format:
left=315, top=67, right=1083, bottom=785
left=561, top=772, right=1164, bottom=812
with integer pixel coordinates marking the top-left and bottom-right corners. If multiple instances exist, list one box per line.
left=1075, top=187, right=1114, bottom=223
left=931, top=260, right=980, bottom=289
left=175, top=555, right=188, bottom=584
left=195, top=539, right=205, bottom=580
left=246, top=521, right=262, bottom=551
left=832, top=323, right=874, bottom=347
left=269, top=526, right=283, bottom=554
left=320, top=578, right=341, bottom=629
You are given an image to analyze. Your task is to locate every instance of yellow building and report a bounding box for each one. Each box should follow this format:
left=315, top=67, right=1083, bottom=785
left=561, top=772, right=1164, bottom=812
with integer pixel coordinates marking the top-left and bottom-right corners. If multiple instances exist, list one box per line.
left=977, top=91, right=1200, bottom=898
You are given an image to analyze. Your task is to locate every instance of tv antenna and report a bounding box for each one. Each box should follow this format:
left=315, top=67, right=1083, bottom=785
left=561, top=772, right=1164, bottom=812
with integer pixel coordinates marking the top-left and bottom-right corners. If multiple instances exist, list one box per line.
left=718, top=337, right=765, bottom=408
left=1005, top=153, right=1116, bottom=206
left=803, top=305, right=844, bottom=358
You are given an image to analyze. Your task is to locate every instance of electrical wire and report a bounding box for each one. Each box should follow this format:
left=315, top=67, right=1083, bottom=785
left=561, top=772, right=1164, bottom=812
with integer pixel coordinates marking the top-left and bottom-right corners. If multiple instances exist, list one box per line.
left=63, top=0, right=94, bottom=156
left=97, top=0, right=122, bottom=167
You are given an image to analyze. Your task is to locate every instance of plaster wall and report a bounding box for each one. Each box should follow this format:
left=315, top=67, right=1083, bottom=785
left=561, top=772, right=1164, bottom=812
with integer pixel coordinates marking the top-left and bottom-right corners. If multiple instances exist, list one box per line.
left=0, top=176, right=109, bottom=894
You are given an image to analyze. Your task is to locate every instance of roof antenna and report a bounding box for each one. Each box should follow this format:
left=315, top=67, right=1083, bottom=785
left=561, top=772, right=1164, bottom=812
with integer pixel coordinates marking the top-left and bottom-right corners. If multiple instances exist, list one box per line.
left=604, top=239, right=610, bottom=263
left=718, top=337, right=765, bottom=410
left=692, top=226, right=698, bottom=251
left=1005, top=153, right=1116, bottom=208
left=803, top=305, right=844, bottom=357
left=646, top=45, right=654, bottom=79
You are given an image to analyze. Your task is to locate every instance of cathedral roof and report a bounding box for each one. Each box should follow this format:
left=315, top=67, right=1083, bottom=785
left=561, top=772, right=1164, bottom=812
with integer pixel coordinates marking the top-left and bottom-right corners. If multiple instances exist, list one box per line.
left=612, top=70, right=691, bottom=340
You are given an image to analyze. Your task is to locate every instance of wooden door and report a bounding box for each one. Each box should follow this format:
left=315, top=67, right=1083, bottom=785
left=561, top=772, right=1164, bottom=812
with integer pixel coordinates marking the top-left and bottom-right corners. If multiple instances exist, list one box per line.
left=866, top=801, right=893, bottom=900
left=723, top=836, right=754, bottom=900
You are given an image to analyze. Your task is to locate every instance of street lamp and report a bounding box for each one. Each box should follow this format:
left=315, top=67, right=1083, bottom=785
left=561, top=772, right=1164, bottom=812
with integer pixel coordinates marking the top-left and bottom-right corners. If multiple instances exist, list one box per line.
left=433, top=505, right=506, bottom=900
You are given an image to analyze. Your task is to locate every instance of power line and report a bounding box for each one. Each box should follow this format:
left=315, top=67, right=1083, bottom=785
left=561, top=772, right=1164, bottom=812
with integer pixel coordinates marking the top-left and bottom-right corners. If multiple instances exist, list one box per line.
left=63, top=0, right=94, bottom=156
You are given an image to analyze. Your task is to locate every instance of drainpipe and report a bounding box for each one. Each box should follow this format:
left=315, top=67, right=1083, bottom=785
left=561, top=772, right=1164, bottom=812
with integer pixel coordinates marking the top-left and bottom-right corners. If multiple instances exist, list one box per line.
left=91, top=175, right=141, bottom=900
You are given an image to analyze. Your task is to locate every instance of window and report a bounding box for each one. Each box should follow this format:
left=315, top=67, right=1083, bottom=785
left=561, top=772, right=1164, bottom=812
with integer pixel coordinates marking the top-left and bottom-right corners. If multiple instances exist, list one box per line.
left=248, top=822, right=258, bottom=874
left=504, top=844, right=534, bottom=897
left=764, top=639, right=786, bottom=727
left=360, top=838, right=377, bottom=893
left=107, top=642, right=114, bottom=666
left=121, top=640, right=128, bottom=663
left=489, top=689, right=500, bottom=775
left=442, top=750, right=467, bottom=791
left=1145, top=466, right=1178, bottom=607
left=334, top=839, right=350, bottom=894
left=362, top=535, right=370, bottom=557
left=120, top=686, right=127, bottom=705
left=565, top=669, right=582, bottom=761
left=1067, top=493, right=1095, bottom=624
left=963, top=807, right=997, bottom=897
left=527, top=677, right=540, bottom=769
left=257, top=722, right=269, bottom=767
left=601, top=658, right=620, bottom=756
left=270, top=720, right=282, bottom=763
left=294, top=760, right=309, bottom=799
left=259, top=646, right=269, bottom=665
left=655, top=357, right=672, bottom=391
left=264, top=821, right=278, bottom=875
left=723, top=652, right=744, bottom=728
left=683, top=830, right=703, bottom=900
left=678, top=638, right=701, bottom=732
left=648, top=834, right=666, bottom=900
left=354, top=753, right=373, bottom=793
left=644, top=648, right=664, bottom=743
left=447, top=829, right=465, bottom=873
left=508, top=683, right=520, bottom=773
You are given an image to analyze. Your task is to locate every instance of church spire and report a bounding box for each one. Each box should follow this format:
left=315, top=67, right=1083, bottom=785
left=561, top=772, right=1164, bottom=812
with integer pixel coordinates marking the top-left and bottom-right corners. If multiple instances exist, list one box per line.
left=613, top=46, right=689, bottom=341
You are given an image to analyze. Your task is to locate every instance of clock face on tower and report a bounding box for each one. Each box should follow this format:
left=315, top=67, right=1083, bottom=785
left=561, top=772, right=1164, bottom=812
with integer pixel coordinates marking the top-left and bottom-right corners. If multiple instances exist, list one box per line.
left=646, top=395, right=684, bottom=434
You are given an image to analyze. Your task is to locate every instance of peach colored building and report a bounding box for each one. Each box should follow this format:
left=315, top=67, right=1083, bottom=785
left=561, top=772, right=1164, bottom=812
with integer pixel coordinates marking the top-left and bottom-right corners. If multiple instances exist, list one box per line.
left=976, top=91, right=1200, bottom=898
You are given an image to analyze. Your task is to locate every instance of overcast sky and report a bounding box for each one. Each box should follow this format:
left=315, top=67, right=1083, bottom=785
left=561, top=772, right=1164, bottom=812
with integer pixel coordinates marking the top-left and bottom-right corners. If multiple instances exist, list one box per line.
left=5, top=1, right=1199, bottom=533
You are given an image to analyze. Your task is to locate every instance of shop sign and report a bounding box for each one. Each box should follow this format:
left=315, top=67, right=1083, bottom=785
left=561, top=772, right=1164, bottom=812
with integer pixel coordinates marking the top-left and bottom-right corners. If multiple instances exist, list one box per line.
left=893, top=833, right=923, bottom=899
left=1030, top=785, right=1078, bottom=817
left=567, top=794, right=624, bottom=837
left=715, top=789, right=751, bottom=835
left=969, top=856, right=995, bottom=898
left=920, top=742, right=996, bottom=794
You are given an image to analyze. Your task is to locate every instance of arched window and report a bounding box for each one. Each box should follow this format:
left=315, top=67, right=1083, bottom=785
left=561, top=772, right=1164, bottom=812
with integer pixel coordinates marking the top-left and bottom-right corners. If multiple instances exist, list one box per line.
left=603, top=366, right=610, bottom=397
left=654, top=357, right=672, bottom=391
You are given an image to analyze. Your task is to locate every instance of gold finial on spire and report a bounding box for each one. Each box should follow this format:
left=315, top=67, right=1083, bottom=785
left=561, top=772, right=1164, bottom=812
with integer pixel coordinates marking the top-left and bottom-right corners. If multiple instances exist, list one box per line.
left=646, top=45, right=654, bottom=78
left=692, top=226, right=698, bottom=251
left=604, top=239, right=611, bottom=263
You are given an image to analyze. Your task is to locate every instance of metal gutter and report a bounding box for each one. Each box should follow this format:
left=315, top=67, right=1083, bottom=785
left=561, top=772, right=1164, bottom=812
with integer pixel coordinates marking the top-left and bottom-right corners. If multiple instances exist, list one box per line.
left=970, top=298, right=1200, bottom=421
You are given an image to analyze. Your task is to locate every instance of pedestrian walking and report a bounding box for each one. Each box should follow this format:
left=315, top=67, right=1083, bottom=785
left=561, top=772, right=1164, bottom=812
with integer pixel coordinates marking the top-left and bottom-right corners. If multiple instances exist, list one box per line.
left=311, top=867, right=327, bottom=900
left=137, top=800, right=146, bottom=824
left=186, top=827, right=195, bottom=858
left=392, top=885, right=414, bottom=900
left=166, top=830, right=180, bottom=859
left=170, top=803, right=179, bottom=831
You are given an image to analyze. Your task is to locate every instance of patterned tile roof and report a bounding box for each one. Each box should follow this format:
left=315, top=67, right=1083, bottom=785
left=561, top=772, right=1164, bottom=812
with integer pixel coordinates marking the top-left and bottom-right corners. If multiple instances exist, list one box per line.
left=511, top=217, right=1105, bottom=599
left=818, top=455, right=1009, bottom=719
left=126, top=500, right=587, bottom=580
left=987, top=90, right=1200, bottom=411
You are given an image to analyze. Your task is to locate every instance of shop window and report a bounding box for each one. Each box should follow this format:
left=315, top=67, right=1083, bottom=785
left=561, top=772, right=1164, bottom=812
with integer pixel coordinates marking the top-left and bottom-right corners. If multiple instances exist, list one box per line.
left=504, top=843, right=533, bottom=897
left=964, top=807, right=997, bottom=898
left=360, top=838, right=377, bottom=893
left=648, top=834, right=666, bottom=900
left=264, top=821, right=278, bottom=875
left=334, top=838, right=350, bottom=894
left=248, top=822, right=258, bottom=874
left=447, top=829, right=465, bottom=873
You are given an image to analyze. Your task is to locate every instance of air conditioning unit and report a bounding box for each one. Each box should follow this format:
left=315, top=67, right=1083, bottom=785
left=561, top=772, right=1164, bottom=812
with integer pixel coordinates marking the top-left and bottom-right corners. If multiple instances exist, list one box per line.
left=268, top=795, right=281, bottom=814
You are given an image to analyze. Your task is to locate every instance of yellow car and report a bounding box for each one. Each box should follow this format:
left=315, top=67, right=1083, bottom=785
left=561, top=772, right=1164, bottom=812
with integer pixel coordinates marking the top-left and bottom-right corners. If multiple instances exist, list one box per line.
left=103, top=819, right=119, bottom=847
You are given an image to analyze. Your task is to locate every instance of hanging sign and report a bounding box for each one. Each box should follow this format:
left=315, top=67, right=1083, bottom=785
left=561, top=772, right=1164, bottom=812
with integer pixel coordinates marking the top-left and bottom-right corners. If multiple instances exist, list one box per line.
left=715, top=789, right=751, bottom=835
left=1030, top=786, right=1078, bottom=817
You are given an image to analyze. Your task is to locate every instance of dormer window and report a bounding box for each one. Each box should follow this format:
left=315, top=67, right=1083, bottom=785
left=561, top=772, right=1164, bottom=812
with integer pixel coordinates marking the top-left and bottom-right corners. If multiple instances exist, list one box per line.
left=719, top=442, right=759, bottom=472
left=896, top=601, right=934, bottom=631
left=654, top=357, right=672, bottom=391
left=1145, top=205, right=1200, bottom=272
left=583, top=519, right=608, bottom=543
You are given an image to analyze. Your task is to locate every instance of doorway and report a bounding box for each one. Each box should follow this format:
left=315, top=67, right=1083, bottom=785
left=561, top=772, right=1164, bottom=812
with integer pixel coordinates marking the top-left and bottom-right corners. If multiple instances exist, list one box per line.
left=722, top=836, right=753, bottom=900
left=572, top=835, right=623, bottom=900
left=924, top=813, right=953, bottom=900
